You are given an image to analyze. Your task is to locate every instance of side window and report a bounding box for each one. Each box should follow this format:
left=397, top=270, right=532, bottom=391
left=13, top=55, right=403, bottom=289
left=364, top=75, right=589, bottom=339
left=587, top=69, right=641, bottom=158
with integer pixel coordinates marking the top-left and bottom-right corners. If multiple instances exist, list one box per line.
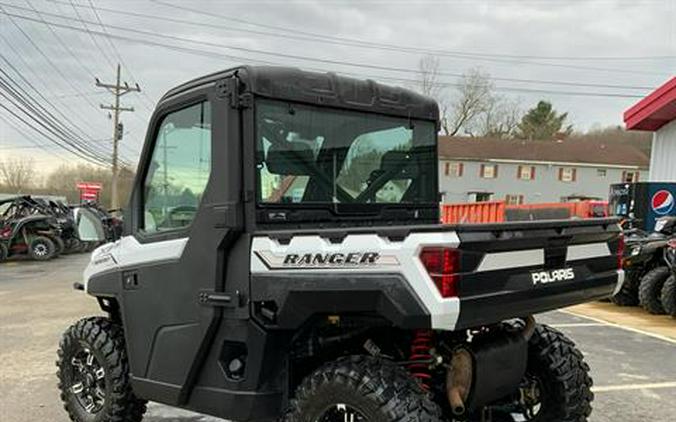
left=142, top=101, right=211, bottom=233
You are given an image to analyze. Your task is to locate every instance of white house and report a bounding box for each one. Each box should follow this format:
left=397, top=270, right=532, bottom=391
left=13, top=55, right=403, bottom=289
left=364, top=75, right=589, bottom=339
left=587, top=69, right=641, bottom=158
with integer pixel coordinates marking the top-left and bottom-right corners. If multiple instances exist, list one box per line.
left=438, top=136, right=649, bottom=204
left=624, top=77, right=676, bottom=182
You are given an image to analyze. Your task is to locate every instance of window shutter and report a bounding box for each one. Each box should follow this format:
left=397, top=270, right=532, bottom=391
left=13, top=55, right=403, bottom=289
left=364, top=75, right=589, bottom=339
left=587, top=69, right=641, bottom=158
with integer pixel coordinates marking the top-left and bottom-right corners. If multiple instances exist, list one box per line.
left=519, top=195, right=524, bottom=204
left=459, top=163, right=464, bottom=177
left=494, top=165, right=499, bottom=178
left=517, top=165, right=522, bottom=179
left=480, top=163, right=485, bottom=178
left=572, top=168, right=577, bottom=182
left=558, top=168, right=563, bottom=181
left=445, top=162, right=450, bottom=176
left=635, top=171, right=639, bottom=182
left=621, top=171, right=626, bottom=182
left=531, top=166, right=536, bottom=180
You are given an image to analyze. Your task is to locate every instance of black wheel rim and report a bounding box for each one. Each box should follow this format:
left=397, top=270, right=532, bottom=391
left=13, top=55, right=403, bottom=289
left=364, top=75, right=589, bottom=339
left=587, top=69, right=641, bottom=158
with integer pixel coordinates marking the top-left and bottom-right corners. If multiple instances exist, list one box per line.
left=317, top=404, right=368, bottom=422
left=517, top=374, right=543, bottom=420
left=69, top=347, right=106, bottom=414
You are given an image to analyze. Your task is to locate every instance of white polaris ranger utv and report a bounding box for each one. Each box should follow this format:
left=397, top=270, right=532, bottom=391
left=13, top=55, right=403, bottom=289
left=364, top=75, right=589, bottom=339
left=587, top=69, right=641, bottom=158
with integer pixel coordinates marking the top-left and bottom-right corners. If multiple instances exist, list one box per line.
left=58, top=66, right=624, bottom=422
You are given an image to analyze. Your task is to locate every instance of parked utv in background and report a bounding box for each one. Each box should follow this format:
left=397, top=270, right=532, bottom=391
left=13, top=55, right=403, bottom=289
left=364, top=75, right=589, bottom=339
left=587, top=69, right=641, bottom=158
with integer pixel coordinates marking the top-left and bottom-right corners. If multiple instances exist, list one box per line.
left=0, top=196, right=63, bottom=261
left=614, top=216, right=676, bottom=308
left=0, top=196, right=113, bottom=262
left=58, top=67, right=624, bottom=422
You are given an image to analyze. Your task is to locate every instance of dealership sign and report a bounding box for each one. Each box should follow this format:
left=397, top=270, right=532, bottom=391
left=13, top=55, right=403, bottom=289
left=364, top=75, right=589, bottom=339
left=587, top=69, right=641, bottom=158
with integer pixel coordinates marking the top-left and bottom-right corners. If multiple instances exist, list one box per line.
left=76, top=182, right=103, bottom=202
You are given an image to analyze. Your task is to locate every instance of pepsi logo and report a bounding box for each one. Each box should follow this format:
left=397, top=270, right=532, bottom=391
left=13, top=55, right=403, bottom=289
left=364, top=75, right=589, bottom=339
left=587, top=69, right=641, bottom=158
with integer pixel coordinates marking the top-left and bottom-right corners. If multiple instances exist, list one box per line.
left=652, top=190, right=674, bottom=215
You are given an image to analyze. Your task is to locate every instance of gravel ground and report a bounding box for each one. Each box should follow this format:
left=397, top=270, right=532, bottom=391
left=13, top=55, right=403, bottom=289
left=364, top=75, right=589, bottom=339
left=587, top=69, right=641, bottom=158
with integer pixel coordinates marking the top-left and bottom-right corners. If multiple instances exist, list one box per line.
left=1, top=254, right=675, bottom=421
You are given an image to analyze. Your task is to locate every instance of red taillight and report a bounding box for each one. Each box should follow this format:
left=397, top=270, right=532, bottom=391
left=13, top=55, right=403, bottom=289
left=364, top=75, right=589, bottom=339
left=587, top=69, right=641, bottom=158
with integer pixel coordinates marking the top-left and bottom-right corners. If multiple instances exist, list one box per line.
left=617, top=234, right=625, bottom=269
left=419, top=247, right=461, bottom=298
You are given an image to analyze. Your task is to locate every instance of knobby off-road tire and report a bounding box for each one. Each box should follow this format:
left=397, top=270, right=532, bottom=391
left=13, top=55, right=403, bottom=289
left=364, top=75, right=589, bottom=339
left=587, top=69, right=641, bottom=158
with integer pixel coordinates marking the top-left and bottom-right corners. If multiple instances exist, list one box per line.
left=660, top=275, right=676, bottom=317
left=638, top=266, right=670, bottom=314
left=611, top=269, right=640, bottom=306
left=284, top=355, right=444, bottom=422
left=29, top=235, right=55, bottom=261
left=51, top=235, right=65, bottom=256
left=524, top=324, right=594, bottom=422
left=0, top=242, right=8, bottom=262
left=57, top=317, right=147, bottom=422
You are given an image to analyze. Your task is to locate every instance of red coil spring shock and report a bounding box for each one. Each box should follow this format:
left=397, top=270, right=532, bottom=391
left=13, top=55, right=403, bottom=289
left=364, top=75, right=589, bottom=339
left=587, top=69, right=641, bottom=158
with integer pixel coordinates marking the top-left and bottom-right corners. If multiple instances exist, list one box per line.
left=408, top=330, right=433, bottom=389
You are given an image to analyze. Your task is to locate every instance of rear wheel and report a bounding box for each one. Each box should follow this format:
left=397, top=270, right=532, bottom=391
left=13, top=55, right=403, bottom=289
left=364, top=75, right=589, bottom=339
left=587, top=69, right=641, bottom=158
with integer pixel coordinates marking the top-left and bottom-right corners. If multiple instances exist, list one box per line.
left=284, top=355, right=443, bottom=422
left=639, top=267, right=670, bottom=314
left=57, top=317, right=147, bottom=422
left=510, top=324, right=593, bottom=422
left=29, top=236, right=55, bottom=261
left=660, top=275, right=676, bottom=317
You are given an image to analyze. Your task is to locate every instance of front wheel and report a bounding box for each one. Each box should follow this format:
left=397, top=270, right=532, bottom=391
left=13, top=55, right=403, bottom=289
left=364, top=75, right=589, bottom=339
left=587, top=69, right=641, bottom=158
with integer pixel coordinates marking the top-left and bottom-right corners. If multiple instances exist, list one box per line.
left=57, top=317, right=147, bottom=422
left=284, top=355, right=443, bottom=422
left=512, top=324, right=593, bottom=422
left=660, top=275, right=676, bottom=317
left=639, top=267, right=670, bottom=314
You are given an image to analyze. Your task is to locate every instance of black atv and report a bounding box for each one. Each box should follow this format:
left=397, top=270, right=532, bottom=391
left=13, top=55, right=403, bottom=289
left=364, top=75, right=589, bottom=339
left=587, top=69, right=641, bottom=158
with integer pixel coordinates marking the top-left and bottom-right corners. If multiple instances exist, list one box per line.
left=614, top=217, right=676, bottom=308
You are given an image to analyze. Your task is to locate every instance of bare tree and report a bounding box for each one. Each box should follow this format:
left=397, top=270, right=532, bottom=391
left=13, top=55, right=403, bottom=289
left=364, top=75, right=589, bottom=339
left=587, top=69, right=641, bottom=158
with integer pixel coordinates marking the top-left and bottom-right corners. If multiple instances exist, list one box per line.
left=416, top=55, right=444, bottom=99
left=0, top=157, right=34, bottom=192
left=445, top=68, right=494, bottom=136
left=469, top=96, right=523, bottom=138
left=414, top=55, right=450, bottom=131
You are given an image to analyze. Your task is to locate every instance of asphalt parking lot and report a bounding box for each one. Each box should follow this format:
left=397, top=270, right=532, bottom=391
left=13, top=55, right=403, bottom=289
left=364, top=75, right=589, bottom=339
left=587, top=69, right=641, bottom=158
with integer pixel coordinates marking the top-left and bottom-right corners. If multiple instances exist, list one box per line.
left=1, top=254, right=675, bottom=422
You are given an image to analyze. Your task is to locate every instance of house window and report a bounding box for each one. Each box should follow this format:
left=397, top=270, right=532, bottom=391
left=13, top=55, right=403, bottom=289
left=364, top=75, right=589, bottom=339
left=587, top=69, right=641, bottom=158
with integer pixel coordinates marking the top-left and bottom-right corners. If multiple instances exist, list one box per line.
left=622, top=171, right=639, bottom=183
left=469, top=192, right=493, bottom=202
left=505, top=194, right=524, bottom=205
left=558, top=167, right=576, bottom=182
left=480, top=164, right=498, bottom=179
left=597, top=169, right=607, bottom=177
left=445, top=162, right=464, bottom=177
left=517, top=165, right=535, bottom=180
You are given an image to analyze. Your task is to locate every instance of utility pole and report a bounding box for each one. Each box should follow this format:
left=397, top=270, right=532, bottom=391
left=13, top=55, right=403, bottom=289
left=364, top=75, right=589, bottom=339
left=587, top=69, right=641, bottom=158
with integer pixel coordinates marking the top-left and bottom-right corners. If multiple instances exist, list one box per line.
left=96, top=64, right=140, bottom=209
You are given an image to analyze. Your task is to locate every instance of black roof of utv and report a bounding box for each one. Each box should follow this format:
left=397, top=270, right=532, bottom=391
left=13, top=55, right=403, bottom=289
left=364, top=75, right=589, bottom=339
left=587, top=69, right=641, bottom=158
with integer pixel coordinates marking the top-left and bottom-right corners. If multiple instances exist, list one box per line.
left=160, top=66, right=439, bottom=121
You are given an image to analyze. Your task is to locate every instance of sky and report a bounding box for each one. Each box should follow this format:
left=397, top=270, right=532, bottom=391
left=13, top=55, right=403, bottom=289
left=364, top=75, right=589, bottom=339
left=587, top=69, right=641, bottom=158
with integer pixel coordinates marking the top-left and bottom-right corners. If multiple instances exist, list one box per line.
left=0, top=0, right=674, bottom=175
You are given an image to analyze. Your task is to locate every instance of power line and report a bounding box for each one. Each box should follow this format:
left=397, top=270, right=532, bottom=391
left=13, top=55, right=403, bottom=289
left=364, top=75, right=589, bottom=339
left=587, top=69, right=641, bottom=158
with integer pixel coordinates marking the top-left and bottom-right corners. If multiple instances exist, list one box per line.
left=151, top=0, right=673, bottom=71
left=0, top=8, right=651, bottom=99
left=57, top=0, right=672, bottom=63
left=0, top=5, right=105, bottom=114
left=85, top=0, right=155, bottom=112
left=42, top=0, right=668, bottom=83
left=65, top=0, right=115, bottom=70
left=0, top=57, right=118, bottom=163
left=0, top=58, right=128, bottom=166
left=24, top=0, right=97, bottom=78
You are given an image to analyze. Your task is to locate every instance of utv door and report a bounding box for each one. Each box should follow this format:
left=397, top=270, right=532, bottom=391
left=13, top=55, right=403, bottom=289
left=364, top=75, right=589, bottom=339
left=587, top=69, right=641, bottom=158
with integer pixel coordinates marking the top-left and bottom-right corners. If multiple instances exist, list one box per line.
left=118, top=82, right=242, bottom=404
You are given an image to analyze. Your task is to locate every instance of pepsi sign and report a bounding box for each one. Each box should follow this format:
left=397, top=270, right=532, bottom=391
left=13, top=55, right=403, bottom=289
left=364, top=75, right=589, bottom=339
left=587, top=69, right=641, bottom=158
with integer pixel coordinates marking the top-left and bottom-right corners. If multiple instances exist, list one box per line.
left=652, top=190, right=675, bottom=215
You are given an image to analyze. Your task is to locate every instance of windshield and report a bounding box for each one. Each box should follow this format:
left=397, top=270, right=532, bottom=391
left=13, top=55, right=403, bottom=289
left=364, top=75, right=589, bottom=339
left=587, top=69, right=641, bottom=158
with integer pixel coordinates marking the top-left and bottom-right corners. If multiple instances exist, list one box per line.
left=256, top=100, right=437, bottom=206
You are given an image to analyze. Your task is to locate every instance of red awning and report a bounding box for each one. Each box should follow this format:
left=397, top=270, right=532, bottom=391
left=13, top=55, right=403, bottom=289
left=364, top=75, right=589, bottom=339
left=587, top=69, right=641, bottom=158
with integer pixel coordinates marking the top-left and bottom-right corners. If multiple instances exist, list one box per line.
left=624, top=77, right=676, bottom=131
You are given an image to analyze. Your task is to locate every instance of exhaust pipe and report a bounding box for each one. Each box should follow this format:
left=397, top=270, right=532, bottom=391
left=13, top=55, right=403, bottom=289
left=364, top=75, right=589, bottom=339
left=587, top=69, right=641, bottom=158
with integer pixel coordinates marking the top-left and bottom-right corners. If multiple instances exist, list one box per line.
left=446, top=347, right=472, bottom=416
left=446, top=317, right=535, bottom=415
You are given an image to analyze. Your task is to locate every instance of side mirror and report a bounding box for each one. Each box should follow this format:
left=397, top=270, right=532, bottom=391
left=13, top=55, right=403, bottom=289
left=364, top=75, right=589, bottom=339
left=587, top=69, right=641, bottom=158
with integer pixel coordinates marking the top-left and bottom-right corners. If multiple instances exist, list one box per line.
left=73, top=207, right=106, bottom=242
left=266, top=142, right=314, bottom=175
